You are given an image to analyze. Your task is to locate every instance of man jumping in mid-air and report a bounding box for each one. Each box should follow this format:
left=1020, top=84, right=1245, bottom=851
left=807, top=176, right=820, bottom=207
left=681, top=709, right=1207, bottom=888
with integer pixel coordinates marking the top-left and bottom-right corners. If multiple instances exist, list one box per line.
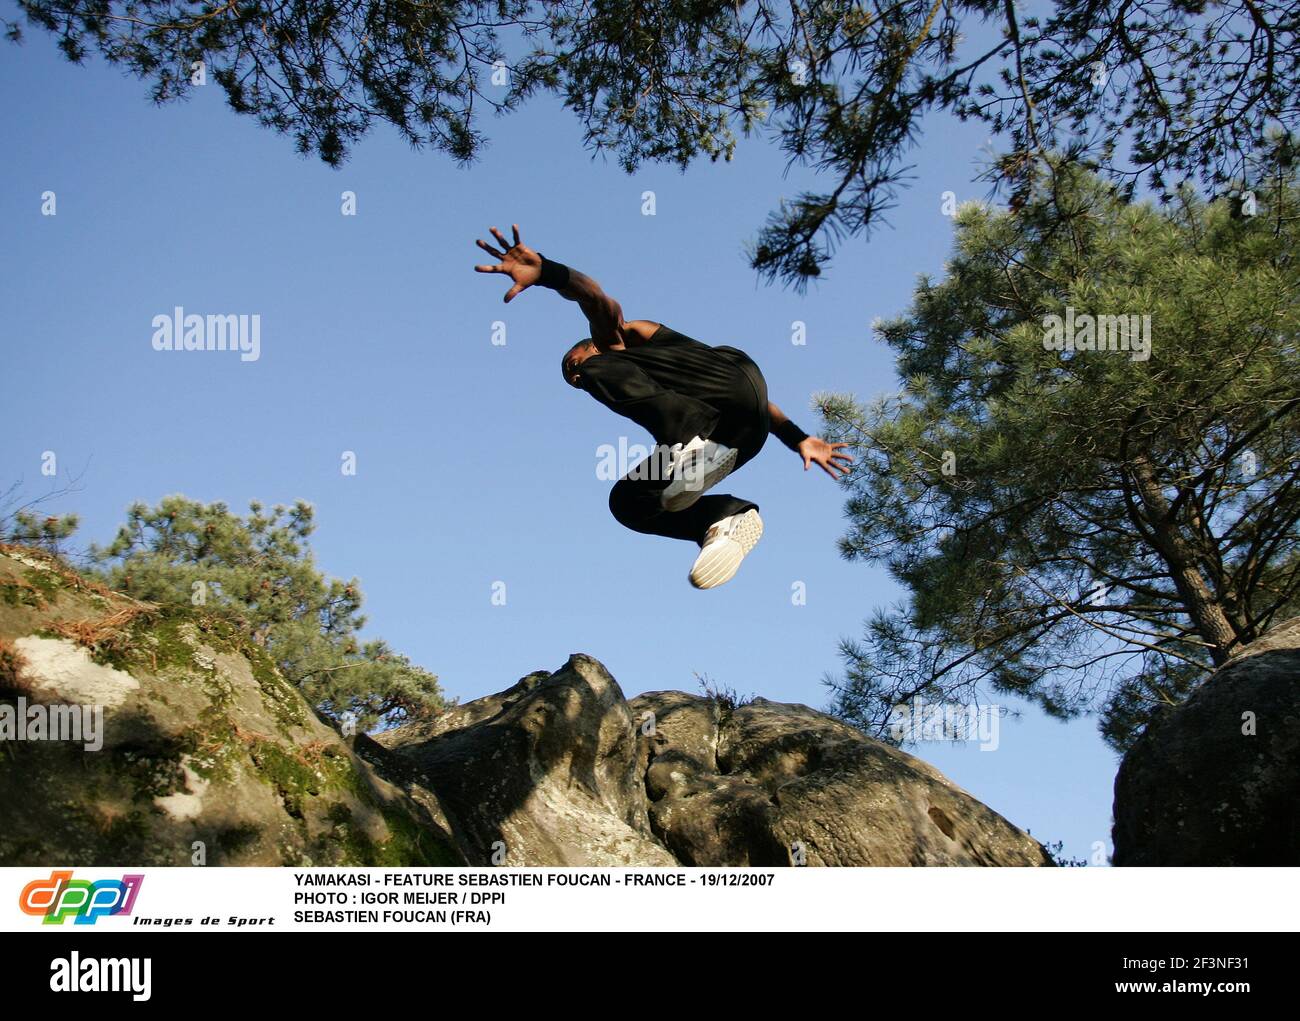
left=474, top=224, right=853, bottom=589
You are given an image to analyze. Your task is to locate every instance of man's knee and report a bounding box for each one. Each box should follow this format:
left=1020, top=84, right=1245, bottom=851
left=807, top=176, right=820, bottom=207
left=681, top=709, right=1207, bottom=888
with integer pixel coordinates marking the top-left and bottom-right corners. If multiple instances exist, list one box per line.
left=609, top=477, right=661, bottom=530
left=608, top=479, right=636, bottom=527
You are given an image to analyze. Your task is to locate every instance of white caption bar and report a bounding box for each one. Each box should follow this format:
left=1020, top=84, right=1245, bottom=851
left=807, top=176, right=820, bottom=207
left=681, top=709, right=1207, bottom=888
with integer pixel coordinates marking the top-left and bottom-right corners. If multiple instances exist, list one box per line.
left=2, top=867, right=1293, bottom=933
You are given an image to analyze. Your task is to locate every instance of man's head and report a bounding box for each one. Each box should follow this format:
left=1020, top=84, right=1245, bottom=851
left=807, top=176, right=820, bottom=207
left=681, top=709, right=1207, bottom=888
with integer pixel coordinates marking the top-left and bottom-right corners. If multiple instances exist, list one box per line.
left=561, top=338, right=599, bottom=388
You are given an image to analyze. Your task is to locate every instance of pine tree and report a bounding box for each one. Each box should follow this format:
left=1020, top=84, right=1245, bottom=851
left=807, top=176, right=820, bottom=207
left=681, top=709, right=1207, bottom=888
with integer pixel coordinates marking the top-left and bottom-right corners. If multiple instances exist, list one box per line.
left=91, top=496, right=445, bottom=729
left=10, top=1, right=1297, bottom=284
left=821, top=163, right=1300, bottom=750
left=1, top=479, right=80, bottom=556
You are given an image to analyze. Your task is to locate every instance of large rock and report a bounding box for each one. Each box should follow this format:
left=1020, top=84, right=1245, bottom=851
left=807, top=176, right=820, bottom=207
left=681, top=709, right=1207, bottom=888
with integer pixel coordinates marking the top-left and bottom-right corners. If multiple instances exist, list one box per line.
left=0, top=546, right=460, bottom=866
left=1112, top=617, right=1300, bottom=865
left=631, top=690, right=1052, bottom=866
left=374, top=668, right=1049, bottom=866
left=1, top=546, right=1052, bottom=867
left=375, top=656, right=673, bottom=866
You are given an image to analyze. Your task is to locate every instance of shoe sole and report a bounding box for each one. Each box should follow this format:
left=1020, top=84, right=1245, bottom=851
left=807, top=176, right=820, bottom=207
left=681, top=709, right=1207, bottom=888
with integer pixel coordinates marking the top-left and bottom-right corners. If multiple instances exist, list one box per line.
left=689, top=510, right=763, bottom=589
left=661, top=446, right=739, bottom=512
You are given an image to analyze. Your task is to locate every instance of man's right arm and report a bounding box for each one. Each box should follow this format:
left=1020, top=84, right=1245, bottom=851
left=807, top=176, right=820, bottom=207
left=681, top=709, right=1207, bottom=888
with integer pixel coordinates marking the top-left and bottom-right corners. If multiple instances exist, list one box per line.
left=555, top=268, right=660, bottom=350
left=473, top=224, right=658, bottom=349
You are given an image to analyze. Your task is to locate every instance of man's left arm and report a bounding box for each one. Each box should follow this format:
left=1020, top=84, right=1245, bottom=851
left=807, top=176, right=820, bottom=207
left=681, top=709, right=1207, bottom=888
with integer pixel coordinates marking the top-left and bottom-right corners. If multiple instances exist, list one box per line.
left=768, top=401, right=854, bottom=479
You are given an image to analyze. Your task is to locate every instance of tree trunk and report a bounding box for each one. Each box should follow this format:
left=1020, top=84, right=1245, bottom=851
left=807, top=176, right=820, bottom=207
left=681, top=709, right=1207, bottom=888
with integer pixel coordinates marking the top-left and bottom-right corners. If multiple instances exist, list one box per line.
left=1129, top=454, right=1240, bottom=664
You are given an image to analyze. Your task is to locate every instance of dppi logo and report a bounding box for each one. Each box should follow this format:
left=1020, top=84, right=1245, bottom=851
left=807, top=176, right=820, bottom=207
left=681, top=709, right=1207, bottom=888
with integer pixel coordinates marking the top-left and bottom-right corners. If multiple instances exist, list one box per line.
left=20, top=871, right=144, bottom=925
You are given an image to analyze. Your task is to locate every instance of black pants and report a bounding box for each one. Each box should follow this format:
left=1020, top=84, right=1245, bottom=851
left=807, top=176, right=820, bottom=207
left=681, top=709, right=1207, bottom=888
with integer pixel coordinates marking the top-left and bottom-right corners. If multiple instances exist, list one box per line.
left=578, top=351, right=769, bottom=544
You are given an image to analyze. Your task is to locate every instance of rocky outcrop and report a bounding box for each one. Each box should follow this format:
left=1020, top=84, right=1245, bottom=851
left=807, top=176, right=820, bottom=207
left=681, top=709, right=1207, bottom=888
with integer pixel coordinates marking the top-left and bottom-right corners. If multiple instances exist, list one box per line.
left=1112, top=617, right=1300, bottom=865
left=0, top=547, right=460, bottom=866
left=1, top=546, right=1050, bottom=867
left=372, top=662, right=1049, bottom=866
left=631, top=690, right=1051, bottom=866
left=372, top=656, right=673, bottom=865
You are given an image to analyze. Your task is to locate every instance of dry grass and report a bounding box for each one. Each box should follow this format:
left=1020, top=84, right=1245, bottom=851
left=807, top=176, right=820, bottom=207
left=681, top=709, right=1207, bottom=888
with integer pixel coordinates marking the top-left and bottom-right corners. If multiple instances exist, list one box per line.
left=1, top=543, right=166, bottom=682
left=299, top=739, right=333, bottom=760
left=0, top=545, right=162, bottom=671
left=0, top=543, right=119, bottom=602
left=46, top=604, right=154, bottom=644
left=45, top=604, right=159, bottom=669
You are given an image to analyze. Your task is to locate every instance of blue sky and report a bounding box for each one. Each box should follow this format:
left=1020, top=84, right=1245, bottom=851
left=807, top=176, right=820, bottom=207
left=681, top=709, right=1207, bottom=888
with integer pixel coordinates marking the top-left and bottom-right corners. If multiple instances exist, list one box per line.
left=1, top=26, right=1118, bottom=863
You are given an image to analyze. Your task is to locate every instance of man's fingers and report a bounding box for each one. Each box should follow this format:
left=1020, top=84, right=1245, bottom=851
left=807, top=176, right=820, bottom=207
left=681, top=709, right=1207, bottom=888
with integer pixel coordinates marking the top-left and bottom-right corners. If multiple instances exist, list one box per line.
left=474, top=263, right=504, bottom=273
left=503, top=281, right=527, bottom=303
left=490, top=226, right=511, bottom=250
left=476, top=238, right=505, bottom=258
left=814, top=454, right=848, bottom=479
left=512, top=223, right=521, bottom=246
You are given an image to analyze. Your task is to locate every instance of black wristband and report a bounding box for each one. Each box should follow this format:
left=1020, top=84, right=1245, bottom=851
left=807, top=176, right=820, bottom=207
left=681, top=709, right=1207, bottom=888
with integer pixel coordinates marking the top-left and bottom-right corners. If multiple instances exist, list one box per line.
left=536, top=254, right=571, bottom=291
left=774, top=419, right=809, bottom=452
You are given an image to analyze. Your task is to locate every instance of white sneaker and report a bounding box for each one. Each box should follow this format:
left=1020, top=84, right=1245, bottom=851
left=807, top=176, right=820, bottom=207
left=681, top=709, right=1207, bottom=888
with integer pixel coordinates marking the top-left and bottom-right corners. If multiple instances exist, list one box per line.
left=689, top=509, right=763, bottom=589
left=660, top=436, right=738, bottom=512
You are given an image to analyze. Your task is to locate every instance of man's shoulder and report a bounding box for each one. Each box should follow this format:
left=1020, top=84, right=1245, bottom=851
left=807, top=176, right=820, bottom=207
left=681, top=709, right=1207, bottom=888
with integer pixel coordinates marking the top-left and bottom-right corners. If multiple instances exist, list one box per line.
left=645, top=324, right=710, bottom=349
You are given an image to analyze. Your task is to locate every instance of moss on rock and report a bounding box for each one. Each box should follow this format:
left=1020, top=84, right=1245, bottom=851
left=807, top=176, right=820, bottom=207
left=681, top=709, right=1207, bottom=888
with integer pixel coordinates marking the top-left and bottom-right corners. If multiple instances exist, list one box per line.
left=0, top=547, right=465, bottom=867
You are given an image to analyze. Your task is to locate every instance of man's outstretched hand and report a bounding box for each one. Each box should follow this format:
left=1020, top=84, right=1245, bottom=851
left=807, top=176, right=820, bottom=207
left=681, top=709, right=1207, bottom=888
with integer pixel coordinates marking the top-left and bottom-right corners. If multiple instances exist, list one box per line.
left=474, top=224, right=542, bottom=303
left=798, top=436, right=854, bottom=480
